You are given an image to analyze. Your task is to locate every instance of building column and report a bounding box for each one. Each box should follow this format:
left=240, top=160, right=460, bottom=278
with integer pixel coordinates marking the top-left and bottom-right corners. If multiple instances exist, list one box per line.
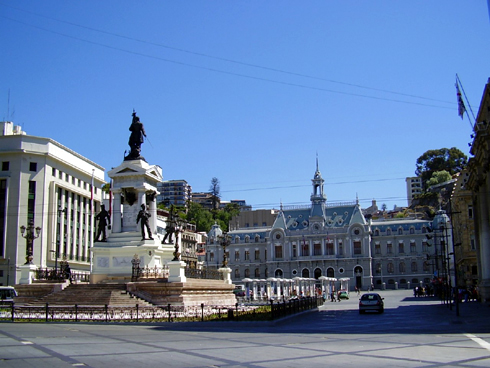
left=112, top=189, right=122, bottom=233
left=148, top=193, right=157, bottom=235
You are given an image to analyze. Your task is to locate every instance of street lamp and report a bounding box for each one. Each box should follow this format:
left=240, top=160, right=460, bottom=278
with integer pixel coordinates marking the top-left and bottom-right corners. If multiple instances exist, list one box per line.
left=20, top=219, right=41, bottom=265
left=218, top=232, right=231, bottom=268
left=171, top=217, right=186, bottom=262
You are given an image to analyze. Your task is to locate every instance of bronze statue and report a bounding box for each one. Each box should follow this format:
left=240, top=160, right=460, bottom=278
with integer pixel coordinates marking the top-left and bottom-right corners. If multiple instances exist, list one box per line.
left=162, top=205, right=176, bottom=244
left=136, top=204, right=153, bottom=240
left=95, top=204, right=111, bottom=242
left=125, top=110, right=147, bottom=160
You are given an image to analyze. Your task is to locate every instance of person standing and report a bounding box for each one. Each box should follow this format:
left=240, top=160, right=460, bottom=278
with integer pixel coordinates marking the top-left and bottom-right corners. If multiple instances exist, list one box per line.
left=136, top=204, right=153, bottom=240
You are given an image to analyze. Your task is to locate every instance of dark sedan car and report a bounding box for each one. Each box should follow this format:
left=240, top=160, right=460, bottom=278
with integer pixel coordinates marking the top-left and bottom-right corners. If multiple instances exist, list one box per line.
left=359, top=293, right=384, bottom=314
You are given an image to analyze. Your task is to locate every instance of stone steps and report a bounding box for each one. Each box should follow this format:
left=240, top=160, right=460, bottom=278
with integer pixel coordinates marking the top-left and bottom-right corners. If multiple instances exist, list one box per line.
left=26, top=284, right=154, bottom=307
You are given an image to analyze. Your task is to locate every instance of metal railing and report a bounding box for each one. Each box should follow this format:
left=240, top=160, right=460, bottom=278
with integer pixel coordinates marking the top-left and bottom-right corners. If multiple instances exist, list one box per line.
left=0, top=297, right=322, bottom=323
left=185, top=267, right=223, bottom=280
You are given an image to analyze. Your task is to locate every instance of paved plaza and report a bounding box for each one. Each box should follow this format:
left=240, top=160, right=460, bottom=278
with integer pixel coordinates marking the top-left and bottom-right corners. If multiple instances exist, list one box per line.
left=1, top=290, right=490, bottom=367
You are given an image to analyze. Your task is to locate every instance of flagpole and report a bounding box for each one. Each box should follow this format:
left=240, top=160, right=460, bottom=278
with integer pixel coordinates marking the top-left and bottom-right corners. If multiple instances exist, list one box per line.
left=456, top=74, right=476, bottom=129
left=90, top=169, right=95, bottom=273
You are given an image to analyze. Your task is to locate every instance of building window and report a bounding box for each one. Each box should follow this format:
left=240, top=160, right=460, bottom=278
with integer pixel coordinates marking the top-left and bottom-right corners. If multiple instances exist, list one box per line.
left=398, top=228, right=403, bottom=235
left=410, top=242, right=416, bottom=253
left=244, top=269, right=250, bottom=278
left=399, top=262, right=406, bottom=273
left=51, top=167, right=56, bottom=176
left=235, top=236, right=240, bottom=244
left=254, top=249, right=260, bottom=260
left=28, top=180, right=36, bottom=221
left=29, top=162, right=37, bottom=172
left=353, top=241, right=362, bottom=255
left=255, top=235, right=260, bottom=243
left=423, top=261, right=430, bottom=272
left=411, top=262, right=418, bottom=272
left=302, top=242, right=309, bottom=256
left=387, top=243, right=393, bottom=254
left=375, top=243, right=381, bottom=254
left=471, top=235, right=476, bottom=250
left=410, top=227, right=415, bottom=234
left=387, top=262, right=394, bottom=274
left=1, top=162, right=9, bottom=171
left=313, top=243, right=322, bottom=256
left=338, top=241, right=343, bottom=256
left=255, top=268, right=260, bottom=277
left=235, top=250, right=240, bottom=261
left=292, top=243, right=297, bottom=257
left=398, top=242, right=405, bottom=254
left=245, top=236, right=249, bottom=243
left=244, top=250, right=250, bottom=261
left=327, top=242, right=334, bottom=255
left=234, top=269, right=240, bottom=278
left=468, top=205, right=473, bottom=219
left=275, top=245, right=283, bottom=259
left=422, top=240, right=428, bottom=253
left=209, top=252, right=214, bottom=262
left=374, top=229, right=379, bottom=236
left=386, top=228, right=392, bottom=235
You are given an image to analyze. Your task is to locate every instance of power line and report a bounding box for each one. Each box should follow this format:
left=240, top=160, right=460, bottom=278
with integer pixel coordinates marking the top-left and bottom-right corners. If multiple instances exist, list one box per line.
left=0, top=2, right=456, bottom=107
left=0, top=14, right=455, bottom=110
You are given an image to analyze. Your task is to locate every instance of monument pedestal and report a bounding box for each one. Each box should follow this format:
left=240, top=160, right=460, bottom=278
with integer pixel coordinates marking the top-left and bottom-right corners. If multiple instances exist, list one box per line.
left=168, top=260, right=187, bottom=283
left=19, top=264, right=37, bottom=284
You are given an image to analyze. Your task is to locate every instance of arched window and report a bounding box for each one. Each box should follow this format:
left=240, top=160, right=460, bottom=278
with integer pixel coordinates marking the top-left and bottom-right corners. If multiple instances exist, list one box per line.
left=387, top=262, right=394, bottom=274
left=327, top=267, right=335, bottom=278
left=234, top=269, right=240, bottom=278
left=244, top=269, right=250, bottom=278
left=374, top=229, right=380, bottom=236
left=302, top=268, right=310, bottom=278
left=398, top=228, right=403, bottom=235
left=409, top=227, right=415, bottom=234
left=255, top=235, right=260, bottom=243
left=255, top=268, right=260, bottom=277
left=275, top=269, right=283, bottom=277
left=387, top=228, right=392, bottom=235
left=235, top=236, right=240, bottom=244
left=245, top=236, right=250, bottom=243
left=411, top=262, right=418, bottom=272
left=399, top=262, right=406, bottom=273
left=314, top=268, right=322, bottom=279
left=423, top=261, right=430, bottom=272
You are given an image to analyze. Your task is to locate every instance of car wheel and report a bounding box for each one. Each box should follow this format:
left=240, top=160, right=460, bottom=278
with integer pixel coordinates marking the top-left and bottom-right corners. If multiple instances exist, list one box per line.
left=379, top=308, right=384, bottom=313
left=359, top=310, right=364, bottom=314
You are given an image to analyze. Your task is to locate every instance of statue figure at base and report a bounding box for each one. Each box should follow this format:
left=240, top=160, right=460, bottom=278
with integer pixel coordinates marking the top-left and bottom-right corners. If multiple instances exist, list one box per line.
left=136, top=204, right=153, bottom=241
left=125, top=110, right=147, bottom=161
left=95, top=204, right=111, bottom=242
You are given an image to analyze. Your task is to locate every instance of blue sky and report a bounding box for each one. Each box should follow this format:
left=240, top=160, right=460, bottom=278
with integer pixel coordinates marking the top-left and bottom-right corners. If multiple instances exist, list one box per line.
left=1, top=1, right=488, bottom=210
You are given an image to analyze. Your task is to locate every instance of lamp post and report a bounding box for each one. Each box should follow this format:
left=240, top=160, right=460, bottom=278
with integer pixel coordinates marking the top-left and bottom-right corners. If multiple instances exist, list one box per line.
left=50, top=250, right=59, bottom=279
left=171, top=217, right=185, bottom=262
left=20, top=219, right=41, bottom=265
left=218, top=232, right=231, bottom=268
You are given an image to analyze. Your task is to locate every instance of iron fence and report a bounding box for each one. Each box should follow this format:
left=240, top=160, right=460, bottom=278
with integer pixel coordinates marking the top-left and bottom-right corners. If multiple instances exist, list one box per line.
left=0, top=297, right=322, bottom=323
left=185, top=267, right=223, bottom=280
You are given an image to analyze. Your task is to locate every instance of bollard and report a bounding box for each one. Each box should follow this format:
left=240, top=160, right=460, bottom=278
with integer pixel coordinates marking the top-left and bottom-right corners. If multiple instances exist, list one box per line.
left=201, top=303, right=204, bottom=322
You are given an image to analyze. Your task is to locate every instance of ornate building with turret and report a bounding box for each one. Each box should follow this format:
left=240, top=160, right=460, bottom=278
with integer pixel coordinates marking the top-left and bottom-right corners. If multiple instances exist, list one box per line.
left=206, top=161, right=443, bottom=291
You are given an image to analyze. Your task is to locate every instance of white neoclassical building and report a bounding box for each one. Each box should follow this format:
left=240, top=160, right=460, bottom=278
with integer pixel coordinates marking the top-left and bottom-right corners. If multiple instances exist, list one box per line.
left=0, top=121, right=105, bottom=285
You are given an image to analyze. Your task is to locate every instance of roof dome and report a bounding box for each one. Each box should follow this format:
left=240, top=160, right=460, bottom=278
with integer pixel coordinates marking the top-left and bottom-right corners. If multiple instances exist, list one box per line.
left=432, top=209, right=450, bottom=230
left=207, top=222, right=223, bottom=241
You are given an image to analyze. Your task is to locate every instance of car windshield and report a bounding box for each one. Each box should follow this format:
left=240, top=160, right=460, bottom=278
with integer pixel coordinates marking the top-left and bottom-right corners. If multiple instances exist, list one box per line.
left=361, top=294, right=378, bottom=300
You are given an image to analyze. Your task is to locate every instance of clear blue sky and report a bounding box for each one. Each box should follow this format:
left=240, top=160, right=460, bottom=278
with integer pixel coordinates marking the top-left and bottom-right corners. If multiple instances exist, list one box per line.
left=1, top=1, right=488, bottom=210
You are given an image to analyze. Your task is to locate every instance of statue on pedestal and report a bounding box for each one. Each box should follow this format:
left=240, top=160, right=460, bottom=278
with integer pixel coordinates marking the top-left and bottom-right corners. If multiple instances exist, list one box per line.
left=95, top=204, right=111, bottom=242
left=136, top=204, right=153, bottom=241
left=125, top=110, right=147, bottom=161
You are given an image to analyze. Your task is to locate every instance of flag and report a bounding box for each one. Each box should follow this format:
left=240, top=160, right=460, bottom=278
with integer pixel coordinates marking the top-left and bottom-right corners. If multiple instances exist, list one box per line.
left=456, top=82, right=466, bottom=119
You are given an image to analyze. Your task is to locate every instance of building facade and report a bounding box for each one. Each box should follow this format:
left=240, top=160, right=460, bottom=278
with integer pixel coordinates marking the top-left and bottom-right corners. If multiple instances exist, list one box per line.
left=156, top=180, right=192, bottom=208
left=206, top=162, right=437, bottom=291
left=0, top=121, right=105, bottom=285
left=466, top=78, right=490, bottom=302
left=406, top=176, right=423, bottom=206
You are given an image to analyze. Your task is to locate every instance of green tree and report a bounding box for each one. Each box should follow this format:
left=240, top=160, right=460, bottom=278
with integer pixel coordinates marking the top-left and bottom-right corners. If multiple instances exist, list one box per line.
left=209, top=177, right=221, bottom=213
left=426, top=170, right=452, bottom=188
left=215, top=203, right=241, bottom=232
left=415, top=147, right=467, bottom=186
left=185, top=202, right=214, bottom=232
